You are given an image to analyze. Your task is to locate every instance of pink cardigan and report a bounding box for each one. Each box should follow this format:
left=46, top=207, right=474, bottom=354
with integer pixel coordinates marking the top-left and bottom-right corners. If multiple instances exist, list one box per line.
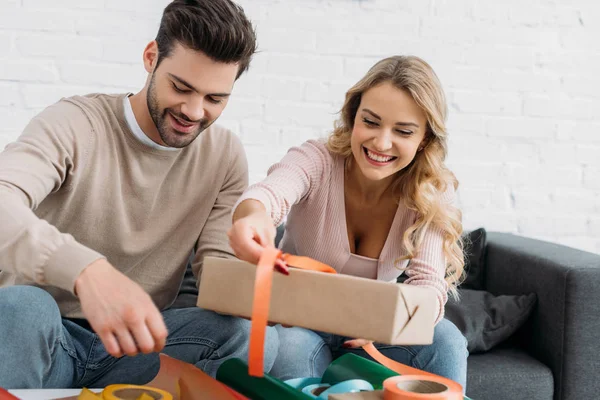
left=234, top=140, right=450, bottom=322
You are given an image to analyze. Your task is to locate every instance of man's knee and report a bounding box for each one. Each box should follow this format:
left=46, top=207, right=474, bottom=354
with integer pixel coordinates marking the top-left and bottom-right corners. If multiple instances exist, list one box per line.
left=0, top=285, right=62, bottom=337
left=171, top=309, right=280, bottom=370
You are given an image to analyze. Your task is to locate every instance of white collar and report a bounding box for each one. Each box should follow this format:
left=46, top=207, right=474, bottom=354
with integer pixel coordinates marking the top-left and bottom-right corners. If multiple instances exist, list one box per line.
left=123, top=95, right=178, bottom=152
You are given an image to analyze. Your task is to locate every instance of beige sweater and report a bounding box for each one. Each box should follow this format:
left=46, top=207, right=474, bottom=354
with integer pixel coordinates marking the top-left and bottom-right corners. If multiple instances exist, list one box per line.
left=0, top=93, right=247, bottom=318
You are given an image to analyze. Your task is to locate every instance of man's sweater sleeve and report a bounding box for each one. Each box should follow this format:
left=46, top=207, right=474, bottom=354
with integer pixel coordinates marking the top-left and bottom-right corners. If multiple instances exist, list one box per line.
left=191, top=132, right=249, bottom=281
left=0, top=100, right=105, bottom=293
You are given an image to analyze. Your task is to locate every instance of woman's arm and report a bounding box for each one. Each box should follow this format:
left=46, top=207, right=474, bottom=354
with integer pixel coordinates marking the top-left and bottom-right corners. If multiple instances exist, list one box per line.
left=229, top=140, right=333, bottom=263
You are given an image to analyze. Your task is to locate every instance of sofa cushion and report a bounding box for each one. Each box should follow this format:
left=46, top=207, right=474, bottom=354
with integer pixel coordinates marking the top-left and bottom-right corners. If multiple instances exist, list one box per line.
left=445, top=289, right=537, bottom=353
left=462, top=228, right=487, bottom=290
left=466, top=347, right=553, bottom=400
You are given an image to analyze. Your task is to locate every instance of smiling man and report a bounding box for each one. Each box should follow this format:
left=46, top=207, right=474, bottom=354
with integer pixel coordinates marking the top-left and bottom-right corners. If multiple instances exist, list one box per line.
left=0, top=0, right=279, bottom=389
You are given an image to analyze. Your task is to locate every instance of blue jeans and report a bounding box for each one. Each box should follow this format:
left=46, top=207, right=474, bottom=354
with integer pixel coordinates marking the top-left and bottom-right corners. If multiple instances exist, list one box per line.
left=270, top=318, right=468, bottom=390
left=0, top=285, right=279, bottom=389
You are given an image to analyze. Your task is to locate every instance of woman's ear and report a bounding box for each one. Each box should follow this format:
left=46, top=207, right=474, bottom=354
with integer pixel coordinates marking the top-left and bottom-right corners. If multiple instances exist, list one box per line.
left=418, top=135, right=431, bottom=152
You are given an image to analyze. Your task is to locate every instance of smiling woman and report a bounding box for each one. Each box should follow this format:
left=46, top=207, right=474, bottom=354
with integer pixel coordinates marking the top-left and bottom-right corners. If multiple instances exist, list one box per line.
left=326, top=56, right=463, bottom=292
left=228, top=55, right=468, bottom=390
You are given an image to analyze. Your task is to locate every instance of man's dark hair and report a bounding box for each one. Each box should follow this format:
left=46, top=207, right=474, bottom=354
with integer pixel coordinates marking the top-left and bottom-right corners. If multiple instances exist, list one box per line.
left=155, top=0, right=257, bottom=79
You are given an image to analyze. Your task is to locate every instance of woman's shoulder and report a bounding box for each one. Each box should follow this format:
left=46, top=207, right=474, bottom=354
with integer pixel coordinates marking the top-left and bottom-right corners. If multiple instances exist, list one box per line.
left=438, top=179, right=457, bottom=204
left=287, top=138, right=342, bottom=173
left=301, top=138, right=336, bottom=160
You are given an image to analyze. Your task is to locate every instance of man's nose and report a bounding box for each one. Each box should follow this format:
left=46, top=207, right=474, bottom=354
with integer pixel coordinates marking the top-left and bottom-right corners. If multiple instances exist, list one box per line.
left=180, top=98, right=205, bottom=122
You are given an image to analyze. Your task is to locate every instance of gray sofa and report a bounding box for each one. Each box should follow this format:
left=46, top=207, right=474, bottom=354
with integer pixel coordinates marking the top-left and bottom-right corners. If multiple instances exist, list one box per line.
left=174, top=231, right=600, bottom=400
left=465, top=232, right=600, bottom=400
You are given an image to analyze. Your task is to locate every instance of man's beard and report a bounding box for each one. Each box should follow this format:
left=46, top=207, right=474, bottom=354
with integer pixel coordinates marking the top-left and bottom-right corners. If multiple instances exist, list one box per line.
left=146, top=74, right=212, bottom=148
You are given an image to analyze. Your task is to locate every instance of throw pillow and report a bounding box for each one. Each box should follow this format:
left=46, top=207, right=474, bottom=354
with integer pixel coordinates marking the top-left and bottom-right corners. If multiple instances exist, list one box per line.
left=461, top=228, right=487, bottom=290
left=445, top=289, right=537, bottom=353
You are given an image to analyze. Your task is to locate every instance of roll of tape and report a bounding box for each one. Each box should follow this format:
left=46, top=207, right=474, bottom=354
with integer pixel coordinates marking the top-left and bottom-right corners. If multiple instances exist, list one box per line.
left=382, top=375, right=462, bottom=400
left=316, top=379, right=374, bottom=399
left=284, top=377, right=323, bottom=390
left=302, top=383, right=331, bottom=398
left=101, top=384, right=173, bottom=400
left=363, top=343, right=463, bottom=399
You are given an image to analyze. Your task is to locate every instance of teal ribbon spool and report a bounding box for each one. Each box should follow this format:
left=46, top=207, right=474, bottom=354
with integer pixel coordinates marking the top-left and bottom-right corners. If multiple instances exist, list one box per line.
left=301, top=379, right=374, bottom=399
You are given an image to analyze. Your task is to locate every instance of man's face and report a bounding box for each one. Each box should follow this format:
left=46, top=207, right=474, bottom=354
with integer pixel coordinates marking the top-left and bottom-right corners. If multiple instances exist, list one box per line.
left=146, top=43, right=239, bottom=148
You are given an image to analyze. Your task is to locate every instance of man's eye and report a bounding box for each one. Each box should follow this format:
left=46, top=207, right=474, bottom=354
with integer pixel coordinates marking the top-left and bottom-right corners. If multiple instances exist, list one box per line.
left=207, top=96, right=224, bottom=104
left=172, top=83, right=189, bottom=93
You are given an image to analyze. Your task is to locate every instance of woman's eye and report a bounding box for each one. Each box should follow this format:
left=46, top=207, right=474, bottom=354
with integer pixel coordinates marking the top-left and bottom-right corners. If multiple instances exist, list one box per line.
left=363, top=118, right=377, bottom=126
left=396, top=129, right=413, bottom=135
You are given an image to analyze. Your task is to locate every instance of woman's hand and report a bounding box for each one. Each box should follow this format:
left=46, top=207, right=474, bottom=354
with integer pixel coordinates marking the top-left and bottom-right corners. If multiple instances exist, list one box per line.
left=230, top=199, right=290, bottom=277
left=343, top=338, right=373, bottom=348
left=228, top=211, right=275, bottom=264
left=229, top=199, right=281, bottom=265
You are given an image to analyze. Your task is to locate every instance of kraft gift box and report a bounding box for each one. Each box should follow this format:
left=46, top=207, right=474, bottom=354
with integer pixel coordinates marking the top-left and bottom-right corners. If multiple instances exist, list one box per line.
left=197, top=256, right=437, bottom=345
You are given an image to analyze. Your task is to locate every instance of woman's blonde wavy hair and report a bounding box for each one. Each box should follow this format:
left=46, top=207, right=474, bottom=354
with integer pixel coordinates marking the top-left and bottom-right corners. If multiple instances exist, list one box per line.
left=326, top=55, right=464, bottom=296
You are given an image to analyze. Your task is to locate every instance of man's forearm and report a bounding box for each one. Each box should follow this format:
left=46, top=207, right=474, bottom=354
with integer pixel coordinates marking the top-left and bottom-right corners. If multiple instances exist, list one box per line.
left=0, top=187, right=104, bottom=293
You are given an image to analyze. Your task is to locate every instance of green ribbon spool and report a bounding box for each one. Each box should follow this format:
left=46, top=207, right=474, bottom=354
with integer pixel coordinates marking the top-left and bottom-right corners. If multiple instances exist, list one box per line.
left=216, top=358, right=313, bottom=400
left=321, top=353, right=397, bottom=390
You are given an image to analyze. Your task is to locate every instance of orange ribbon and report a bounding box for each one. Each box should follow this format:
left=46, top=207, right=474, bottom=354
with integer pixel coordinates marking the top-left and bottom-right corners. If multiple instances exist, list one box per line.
left=281, top=254, right=337, bottom=274
left=248, top=247, right=280, bottom=376
left=247, top=248, right=463, bottom=399
left=363, top=343, right=463, bottom=399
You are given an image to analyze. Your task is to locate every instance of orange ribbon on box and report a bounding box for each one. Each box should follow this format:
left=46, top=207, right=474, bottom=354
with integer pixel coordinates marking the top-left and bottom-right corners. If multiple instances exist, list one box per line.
left=248, top=248, right=464, bottom=399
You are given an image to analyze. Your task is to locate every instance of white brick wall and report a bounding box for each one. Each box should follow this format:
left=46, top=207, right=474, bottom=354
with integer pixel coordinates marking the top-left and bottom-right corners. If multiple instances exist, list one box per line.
left=0, top=0, right=599, bottom=254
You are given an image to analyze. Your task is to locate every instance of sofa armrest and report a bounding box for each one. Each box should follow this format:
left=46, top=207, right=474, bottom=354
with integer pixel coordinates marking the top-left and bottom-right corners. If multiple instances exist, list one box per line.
left=484, top=232, right=600, bottom=400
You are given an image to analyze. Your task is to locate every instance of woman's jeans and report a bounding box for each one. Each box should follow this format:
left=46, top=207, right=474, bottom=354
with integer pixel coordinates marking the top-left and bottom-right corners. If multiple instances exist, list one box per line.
left=270, top=318, right=469, bottom=390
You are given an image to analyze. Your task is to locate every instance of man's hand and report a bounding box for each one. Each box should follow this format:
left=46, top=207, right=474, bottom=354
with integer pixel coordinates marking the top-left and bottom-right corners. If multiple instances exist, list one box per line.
left=74, top=259, right=168, bottom=358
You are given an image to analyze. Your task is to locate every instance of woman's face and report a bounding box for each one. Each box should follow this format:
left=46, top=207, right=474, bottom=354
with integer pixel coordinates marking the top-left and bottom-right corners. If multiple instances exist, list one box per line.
left=350, top=81, right=428, bottom=183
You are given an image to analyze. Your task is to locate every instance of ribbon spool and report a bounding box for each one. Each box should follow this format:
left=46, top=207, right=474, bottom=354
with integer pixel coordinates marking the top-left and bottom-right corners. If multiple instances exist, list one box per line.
left=304, top=380, right=374, bottom=399
left=101, top=384, right=173, bottom=400
left=284, top=377, right=323, bottom=389
left=249, top=248, right=464, bottom=399
left=383, top=376, right=462, bottom=400
left=362, top=343, right=463, bottom=399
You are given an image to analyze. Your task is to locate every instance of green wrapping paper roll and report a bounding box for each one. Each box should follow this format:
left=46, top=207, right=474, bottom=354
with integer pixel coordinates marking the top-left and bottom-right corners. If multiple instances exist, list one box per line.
left=321, top=353, right=397, bottom=390
left=216, top=358, right=313, bottom=400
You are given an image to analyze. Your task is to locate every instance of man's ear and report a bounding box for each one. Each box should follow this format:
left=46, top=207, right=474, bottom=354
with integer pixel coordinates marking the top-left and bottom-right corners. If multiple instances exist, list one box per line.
left=142, top=41, right=159, bottom=74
